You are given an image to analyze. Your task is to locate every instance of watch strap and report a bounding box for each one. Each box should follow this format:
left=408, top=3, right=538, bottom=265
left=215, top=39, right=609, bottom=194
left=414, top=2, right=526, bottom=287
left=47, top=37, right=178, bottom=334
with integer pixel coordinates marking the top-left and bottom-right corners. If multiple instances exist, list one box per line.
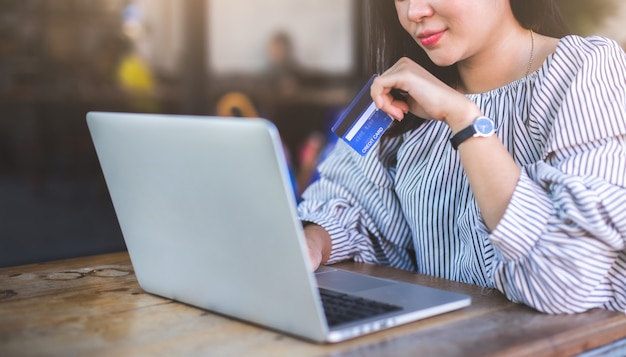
left=449, top=125, right=476, bottom=150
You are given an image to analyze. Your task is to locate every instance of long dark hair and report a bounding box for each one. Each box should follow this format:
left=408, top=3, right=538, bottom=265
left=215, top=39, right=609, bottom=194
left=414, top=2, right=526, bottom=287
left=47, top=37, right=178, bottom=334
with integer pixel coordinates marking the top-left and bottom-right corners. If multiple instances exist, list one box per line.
left=364, top=0, right=570, bottom=137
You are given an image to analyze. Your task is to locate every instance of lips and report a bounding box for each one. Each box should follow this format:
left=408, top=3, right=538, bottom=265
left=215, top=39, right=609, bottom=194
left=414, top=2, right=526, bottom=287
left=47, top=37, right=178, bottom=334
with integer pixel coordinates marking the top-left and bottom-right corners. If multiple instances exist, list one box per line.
left=418, top=31, right=444, bottom=47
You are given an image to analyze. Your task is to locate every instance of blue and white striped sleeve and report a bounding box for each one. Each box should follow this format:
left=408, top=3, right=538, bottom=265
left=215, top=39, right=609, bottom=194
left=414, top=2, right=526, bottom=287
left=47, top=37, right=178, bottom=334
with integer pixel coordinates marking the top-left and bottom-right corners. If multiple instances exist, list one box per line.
left=489, top=36, right=626, bottom=313
left=297, top=139, right=416, bottom=271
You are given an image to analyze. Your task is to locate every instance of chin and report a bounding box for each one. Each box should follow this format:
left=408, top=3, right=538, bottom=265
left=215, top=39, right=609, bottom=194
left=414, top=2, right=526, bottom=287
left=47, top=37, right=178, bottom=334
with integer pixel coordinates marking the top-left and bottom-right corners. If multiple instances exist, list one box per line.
left=427, top=54, right=458, bottom=68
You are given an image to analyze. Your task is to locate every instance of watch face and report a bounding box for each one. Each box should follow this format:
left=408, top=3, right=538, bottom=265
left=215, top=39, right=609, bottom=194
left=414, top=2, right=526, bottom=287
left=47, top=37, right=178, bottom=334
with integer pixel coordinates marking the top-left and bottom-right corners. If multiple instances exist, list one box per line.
left=474, top=117, right=495, bottom=136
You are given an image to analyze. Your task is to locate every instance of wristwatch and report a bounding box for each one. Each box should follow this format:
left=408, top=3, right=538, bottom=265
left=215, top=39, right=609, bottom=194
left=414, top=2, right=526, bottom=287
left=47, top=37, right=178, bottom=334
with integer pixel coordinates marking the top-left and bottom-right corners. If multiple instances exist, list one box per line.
left=449, top=116, right=495, bottom=150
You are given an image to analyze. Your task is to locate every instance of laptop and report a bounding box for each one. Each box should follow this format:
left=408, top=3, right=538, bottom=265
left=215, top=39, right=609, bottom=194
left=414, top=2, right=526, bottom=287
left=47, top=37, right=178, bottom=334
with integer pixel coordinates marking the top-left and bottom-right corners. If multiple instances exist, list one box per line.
left=86, top=111, right=471, bottom=343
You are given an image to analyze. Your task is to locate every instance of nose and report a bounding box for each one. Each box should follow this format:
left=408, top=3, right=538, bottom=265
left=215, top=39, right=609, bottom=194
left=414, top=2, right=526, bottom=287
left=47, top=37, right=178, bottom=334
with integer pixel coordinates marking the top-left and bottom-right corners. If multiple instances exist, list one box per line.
left=406, top=0, right=433, bottom=22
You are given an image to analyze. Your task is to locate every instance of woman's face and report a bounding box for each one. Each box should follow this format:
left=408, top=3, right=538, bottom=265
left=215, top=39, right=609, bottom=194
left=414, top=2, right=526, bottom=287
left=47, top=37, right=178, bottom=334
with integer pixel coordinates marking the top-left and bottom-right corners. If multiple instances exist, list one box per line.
left=394, top=0, right=508, bottom=67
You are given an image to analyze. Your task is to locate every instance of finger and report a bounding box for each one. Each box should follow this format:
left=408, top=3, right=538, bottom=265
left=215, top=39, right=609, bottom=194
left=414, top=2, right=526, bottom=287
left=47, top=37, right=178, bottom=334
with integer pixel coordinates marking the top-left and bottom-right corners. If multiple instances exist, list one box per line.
left=308, top=249, right=321, bottom=270
left=371, top=73, right=412, bottom=119
left=372, top=69, right=411, bottom=96
left=393, top=99, right=410, bottom=114
left=373, top=93, right=408, bottom=121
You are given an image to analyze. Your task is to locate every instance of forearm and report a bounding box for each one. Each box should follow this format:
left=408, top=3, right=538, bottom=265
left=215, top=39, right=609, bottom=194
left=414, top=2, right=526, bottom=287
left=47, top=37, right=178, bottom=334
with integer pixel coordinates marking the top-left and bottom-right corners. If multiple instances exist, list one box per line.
left=446, top=105, right=520, bottom=232
left=457, top=135, right=520, bottom=231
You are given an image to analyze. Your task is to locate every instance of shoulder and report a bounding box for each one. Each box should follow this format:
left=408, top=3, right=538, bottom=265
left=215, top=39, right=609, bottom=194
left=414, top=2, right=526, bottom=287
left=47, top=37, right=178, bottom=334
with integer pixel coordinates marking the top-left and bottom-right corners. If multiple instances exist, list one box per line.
left=537, top=35, right=626, bottom=93
left=550, top=35, right=626, bottom=71
left=556, top=34, right=623, bottom=53
left=537, top=35, right=626, bottom=153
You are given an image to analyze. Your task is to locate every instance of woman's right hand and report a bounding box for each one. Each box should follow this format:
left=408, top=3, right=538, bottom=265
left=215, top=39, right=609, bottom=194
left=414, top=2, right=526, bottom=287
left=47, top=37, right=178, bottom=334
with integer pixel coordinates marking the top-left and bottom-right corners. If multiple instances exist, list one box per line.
left=303, top=224, right=332, bottom=271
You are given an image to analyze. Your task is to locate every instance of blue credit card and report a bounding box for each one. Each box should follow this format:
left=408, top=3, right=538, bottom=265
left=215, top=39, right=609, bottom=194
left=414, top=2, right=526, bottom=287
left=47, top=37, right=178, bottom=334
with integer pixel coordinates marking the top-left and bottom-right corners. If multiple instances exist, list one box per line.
left=332, top=74, right=393, bottom=156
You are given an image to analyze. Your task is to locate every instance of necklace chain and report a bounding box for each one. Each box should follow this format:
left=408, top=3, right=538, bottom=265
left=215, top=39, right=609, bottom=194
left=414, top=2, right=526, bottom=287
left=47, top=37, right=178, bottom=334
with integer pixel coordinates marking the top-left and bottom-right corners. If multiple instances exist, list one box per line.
left=455, top=28, right=535, bottom=91
left=525, top=29, right=535, bottom=77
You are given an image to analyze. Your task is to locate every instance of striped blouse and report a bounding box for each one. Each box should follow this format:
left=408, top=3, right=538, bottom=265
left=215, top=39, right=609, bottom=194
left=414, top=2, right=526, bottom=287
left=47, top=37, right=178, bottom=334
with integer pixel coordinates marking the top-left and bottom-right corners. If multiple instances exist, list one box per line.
left=297, top=35, right=626, bottom=314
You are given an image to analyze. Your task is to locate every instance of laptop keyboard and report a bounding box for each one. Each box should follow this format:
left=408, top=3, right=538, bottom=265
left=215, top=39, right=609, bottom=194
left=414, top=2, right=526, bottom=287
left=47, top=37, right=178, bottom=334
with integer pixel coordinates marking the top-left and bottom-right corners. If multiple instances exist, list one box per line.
left=319, top=288, right=403, bottom=327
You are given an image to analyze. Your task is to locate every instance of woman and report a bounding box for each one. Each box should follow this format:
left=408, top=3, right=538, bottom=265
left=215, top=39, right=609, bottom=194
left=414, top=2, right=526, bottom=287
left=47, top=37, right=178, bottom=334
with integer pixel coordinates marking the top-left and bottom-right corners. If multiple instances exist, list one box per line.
left=298, top=0, right=626, bottom=314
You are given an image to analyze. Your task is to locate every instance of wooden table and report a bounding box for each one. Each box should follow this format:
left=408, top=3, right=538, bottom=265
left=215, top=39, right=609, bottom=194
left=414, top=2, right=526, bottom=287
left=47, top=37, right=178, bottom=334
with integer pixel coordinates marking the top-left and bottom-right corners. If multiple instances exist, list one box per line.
left=2, top=252, right=626, bottom=357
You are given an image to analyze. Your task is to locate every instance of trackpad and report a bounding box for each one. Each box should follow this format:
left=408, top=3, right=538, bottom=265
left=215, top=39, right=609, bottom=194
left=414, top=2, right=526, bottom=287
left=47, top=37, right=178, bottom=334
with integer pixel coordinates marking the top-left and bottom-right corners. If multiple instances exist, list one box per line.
left=315, top=269, right=394, bottom=293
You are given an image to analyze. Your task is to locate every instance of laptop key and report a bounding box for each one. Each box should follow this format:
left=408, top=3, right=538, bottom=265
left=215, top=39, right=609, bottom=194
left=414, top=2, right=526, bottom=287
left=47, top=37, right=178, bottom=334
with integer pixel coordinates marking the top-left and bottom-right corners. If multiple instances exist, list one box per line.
left=318, top=288, right=402, bottom=327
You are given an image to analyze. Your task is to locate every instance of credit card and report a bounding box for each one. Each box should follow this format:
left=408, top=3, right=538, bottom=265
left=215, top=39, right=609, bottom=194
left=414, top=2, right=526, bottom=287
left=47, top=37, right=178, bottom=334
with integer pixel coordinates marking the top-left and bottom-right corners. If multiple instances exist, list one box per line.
left=332, top=74, right=393, bottom=156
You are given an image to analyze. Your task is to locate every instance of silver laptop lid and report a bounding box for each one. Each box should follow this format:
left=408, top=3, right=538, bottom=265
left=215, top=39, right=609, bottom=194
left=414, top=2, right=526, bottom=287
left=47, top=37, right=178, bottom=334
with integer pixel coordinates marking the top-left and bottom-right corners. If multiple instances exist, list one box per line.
left=87, top=112, right=329, bottom=341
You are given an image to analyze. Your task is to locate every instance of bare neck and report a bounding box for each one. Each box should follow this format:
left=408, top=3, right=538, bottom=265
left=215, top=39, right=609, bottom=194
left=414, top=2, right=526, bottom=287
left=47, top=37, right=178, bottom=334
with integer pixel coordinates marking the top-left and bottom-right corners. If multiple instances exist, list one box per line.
left=456, top=27, right=557, bottom=94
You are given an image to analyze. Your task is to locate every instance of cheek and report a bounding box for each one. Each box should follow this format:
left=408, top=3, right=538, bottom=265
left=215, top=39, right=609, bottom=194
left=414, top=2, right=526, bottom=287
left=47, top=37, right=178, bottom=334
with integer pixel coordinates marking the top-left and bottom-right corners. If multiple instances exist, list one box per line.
left=398, top=18, right=411, bottom=35
left=395, top=2, right=410, bottom=32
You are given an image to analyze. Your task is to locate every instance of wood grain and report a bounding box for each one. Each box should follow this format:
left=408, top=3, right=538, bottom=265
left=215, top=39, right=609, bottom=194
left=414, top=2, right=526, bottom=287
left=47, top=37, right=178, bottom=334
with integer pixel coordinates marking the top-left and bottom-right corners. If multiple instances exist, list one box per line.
left=1, top=252, right=625, bottom=357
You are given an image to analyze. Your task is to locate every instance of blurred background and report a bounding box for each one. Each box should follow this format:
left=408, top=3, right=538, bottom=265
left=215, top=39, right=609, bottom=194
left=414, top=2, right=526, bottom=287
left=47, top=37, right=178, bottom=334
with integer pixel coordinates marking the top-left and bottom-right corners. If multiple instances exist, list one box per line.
left=1, top=0, right=624, bottom=267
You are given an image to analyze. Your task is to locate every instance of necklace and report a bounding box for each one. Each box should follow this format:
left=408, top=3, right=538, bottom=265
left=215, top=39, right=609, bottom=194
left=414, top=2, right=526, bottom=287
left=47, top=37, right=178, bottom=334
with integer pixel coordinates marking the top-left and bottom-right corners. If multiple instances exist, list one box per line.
left=454, top=28, right=535, bottom=91
left=525, top=29, right=535, bottom=77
